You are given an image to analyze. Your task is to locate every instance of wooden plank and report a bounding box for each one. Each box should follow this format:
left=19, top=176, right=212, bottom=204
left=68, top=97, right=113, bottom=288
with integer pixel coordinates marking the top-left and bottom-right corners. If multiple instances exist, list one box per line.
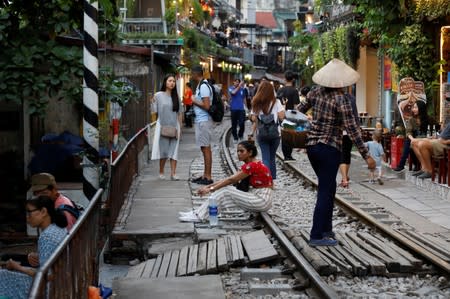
left=235, top=235, right=245, bottom=262
left=333, top=245, right=367, bottom=277
left=197, top=242, right=208, bottom=274
left=186, top=244, right=198, bottom=275
left=240, top=230, right=278, bottom=264
left=217, top=237, right=228, bottom=271
left=224, top=235, right=233, bottom=265
left=293, top=231, right=336, bottom=275
left=399, top=230, right=450, bottom=262
left=358, top=232, right=413, bottom=272
left=316, top=247, right=352, bottom=274
left=339, top=232, right=386, bottom=275
left=206, top=239, right=217, bottom=273
left=126, top=262, right=145, bottom=278
left=150, top=254, right=163, bottom=278
left=141, top=258, right=156, bottom=278
left=347, top=232, right=399, bottom=272
left=177, top=246, right=189, bottom=276
left=167, top=250, right=180, bottom=277
left=228, top=235, right=239, bottom=264
left=157, top=251, right=172, bottom=278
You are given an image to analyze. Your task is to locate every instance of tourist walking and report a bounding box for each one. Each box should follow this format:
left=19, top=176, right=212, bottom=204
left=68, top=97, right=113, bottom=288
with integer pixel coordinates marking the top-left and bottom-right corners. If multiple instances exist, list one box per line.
left=277, top=70, right=300, bottom=161
left=190, top=65, right=214, bottom=185
left=179, top=141, right=273, bottom=222
left=228, top=78, right=247, bottom=142
left=298, top=59, right=375, bottom=247
left=151, top=74, right=182, bottom=180
left=365, top=130, right=386, bottom=184
left=251, top=81, right=285, bottom=179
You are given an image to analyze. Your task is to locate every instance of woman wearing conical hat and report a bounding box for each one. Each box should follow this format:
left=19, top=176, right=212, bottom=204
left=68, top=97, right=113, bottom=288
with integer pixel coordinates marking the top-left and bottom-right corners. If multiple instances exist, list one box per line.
left=298, top=59, right=376, bottom=247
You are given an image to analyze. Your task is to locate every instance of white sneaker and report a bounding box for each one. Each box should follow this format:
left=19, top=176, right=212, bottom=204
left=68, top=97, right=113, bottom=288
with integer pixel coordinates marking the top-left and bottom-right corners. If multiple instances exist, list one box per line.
left=179, top=214, right=201, bottom=222
left=178, top=211, right=194, bottom=216
left=171, top=175, right=180, bottom=181
left=159, top=174, right=165, bottom=180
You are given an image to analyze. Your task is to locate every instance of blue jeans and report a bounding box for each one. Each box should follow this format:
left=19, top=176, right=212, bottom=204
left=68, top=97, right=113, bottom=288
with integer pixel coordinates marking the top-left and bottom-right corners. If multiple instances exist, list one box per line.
left=231, top=110, right=246, bottom=140
left=257, top=136, right=280, bottom=179
left=307, top=143, right=341, bottom=240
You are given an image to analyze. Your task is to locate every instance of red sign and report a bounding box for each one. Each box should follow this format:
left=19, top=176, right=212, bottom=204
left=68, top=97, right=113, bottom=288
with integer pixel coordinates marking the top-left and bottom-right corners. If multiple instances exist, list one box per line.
left=384, top=57, right=391, bottom=90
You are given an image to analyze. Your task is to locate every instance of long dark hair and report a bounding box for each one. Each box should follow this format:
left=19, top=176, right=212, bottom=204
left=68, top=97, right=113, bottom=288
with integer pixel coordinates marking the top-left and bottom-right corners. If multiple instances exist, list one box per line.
left=238, top=140, right=258, bottom=157
left=27, top=196, right=68, bottom=228
left=415, top=100, right=428, bottom=134
left=160, top=74, right=180, bottom=112
left=252, top=81, right=276, bottom=114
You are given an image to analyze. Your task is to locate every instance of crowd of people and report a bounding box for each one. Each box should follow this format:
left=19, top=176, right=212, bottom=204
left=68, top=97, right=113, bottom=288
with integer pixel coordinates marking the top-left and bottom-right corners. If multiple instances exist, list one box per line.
left=166, top=60, right=450, bottom=248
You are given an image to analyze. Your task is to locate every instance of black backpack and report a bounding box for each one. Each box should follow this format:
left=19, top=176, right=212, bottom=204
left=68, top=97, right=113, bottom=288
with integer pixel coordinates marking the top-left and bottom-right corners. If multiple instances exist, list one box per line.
left=200, top=81, right=224, bottom=122
left=257, top=101, right=279, bottom=141
left=57, top=199, right=84, bottom=219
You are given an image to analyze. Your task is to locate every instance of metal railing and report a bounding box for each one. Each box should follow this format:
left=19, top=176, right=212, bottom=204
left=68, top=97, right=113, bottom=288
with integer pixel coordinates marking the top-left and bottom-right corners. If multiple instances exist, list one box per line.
left=29, top=189, right=104, bottom=299
left=121, top=18, right=164, bottom=34
left=105, top=125, right=150, bottom=233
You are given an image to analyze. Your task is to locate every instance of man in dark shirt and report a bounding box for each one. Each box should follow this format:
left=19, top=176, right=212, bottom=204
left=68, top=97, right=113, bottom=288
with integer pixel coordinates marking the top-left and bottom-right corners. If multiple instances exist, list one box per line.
left=277, top=70, right=300, bottom=161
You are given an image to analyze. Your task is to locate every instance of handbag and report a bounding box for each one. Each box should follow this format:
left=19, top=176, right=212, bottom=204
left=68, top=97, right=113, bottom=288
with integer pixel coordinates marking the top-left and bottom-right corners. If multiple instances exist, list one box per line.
left=160, top=126, right=177, bottom=138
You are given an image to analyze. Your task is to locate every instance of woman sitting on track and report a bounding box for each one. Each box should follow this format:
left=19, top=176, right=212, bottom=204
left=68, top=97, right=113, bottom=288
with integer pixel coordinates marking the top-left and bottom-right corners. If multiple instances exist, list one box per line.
left=179, top=141, right=273, bottom=222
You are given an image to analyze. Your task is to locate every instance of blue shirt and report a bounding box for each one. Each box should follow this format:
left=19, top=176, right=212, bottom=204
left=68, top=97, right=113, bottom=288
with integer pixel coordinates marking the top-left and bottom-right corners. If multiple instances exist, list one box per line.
left=193, top=80, right=212, bottom=123
left=228, top=86, right=245, bottom=110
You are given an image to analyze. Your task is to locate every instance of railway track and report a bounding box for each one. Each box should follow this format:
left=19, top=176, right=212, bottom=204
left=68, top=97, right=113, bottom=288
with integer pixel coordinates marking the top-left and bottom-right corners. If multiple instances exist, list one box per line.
left=217, top=126, right=450, bottom=298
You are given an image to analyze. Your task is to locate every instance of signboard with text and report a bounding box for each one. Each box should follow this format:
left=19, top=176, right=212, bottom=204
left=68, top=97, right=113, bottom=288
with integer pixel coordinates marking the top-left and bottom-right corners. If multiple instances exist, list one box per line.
left=397, top=77, right=427, bottom=127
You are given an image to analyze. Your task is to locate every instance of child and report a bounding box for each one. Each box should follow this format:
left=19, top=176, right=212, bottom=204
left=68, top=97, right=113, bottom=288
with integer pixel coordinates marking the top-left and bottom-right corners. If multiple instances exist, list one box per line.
left=365, top=130, right=386, bottom=184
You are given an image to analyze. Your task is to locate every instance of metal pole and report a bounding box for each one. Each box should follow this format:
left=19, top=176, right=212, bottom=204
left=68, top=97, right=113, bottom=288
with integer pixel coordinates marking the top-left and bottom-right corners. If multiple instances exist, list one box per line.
left=83, top=0, right=99, bottom=199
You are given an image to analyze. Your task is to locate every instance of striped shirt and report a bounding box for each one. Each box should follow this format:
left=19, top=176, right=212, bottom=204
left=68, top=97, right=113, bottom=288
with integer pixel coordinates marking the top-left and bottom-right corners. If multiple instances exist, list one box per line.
left=299, top=86, right=369, bottom=159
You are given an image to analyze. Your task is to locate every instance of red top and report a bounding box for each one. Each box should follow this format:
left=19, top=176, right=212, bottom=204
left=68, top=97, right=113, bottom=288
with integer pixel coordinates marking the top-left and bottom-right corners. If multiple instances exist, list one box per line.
left=241, top=161, right=273, bottom=188
left=183, top=87, right=193, bottom=105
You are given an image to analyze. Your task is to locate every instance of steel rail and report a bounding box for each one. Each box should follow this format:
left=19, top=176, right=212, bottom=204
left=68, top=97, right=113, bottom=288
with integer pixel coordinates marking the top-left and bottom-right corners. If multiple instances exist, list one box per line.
left=221, top=128, right=338, bottom=299
left=278, top=152, right=450, bottom=274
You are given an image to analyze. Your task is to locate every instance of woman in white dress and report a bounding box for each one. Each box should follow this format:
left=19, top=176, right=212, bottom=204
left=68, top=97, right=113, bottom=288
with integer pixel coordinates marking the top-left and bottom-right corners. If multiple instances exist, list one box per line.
left=151, top=74, right=182, bottom=180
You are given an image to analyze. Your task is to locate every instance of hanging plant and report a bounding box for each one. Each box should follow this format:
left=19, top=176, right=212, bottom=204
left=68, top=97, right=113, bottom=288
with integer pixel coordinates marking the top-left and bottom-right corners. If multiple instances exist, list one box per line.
left=386, top=24, right=438, bottom=94
left=99, top=68, right=140, bottom=107
left=321, top=31, right=336, bottom=62
left=413, top=0, right=450, bottom=22
left=335, top=26, right=349, bottom=64
left=346, top=24, right=360, bottom=69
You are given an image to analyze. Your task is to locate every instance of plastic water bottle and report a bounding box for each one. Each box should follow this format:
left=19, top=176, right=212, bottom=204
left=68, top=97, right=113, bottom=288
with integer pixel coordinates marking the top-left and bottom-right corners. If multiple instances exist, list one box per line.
left=208, top=197, right=218, bottom=226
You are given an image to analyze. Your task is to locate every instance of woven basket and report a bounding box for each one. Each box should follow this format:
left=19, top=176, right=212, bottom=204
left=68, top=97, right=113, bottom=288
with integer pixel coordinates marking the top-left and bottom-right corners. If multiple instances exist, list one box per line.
left=281, top=128, right=309, bottom=148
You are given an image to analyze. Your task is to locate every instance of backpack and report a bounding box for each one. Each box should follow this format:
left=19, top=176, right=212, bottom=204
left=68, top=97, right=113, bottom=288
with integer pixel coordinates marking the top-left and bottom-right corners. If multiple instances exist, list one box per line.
left=200, top=81, right=224, bottom=122
left=57, top=199, right=84, bottom=220
left=257, top=101, right=279, bottom=141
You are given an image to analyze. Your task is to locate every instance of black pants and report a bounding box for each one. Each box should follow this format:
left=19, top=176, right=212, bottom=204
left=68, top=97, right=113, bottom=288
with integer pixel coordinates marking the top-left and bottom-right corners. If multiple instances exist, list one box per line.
left=282, top=141, right=293, bottom=159
left=184, top=105, right=193, bottom=127
left=231, top=110, right=246, bottom=140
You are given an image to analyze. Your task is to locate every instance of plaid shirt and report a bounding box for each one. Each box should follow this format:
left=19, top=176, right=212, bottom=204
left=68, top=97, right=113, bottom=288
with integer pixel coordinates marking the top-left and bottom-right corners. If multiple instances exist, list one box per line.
left=299, top=87, right=369, bottom=159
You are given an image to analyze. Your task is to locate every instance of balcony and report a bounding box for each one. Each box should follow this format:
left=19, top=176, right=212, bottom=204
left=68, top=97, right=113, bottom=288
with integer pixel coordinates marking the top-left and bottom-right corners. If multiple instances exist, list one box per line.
left=121, top=18, right=165, bottom=35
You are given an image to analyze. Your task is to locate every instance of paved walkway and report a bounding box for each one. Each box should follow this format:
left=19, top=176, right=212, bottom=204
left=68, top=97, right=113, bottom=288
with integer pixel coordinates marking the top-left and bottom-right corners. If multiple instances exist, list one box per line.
left=339, top=153, right=450, bottom=238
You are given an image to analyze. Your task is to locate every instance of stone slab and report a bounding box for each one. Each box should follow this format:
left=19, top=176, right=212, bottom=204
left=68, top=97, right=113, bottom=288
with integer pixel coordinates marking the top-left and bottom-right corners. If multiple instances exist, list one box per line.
left=113, top=275, right=225, bottom=299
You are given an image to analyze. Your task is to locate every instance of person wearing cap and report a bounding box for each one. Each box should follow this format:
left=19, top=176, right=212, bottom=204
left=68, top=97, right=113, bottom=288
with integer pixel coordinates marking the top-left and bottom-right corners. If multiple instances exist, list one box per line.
left=28, top=173, right=76, bottom=267
left=298, top=59, right=375, bottom=247
left=31, top=173, right=77, bottom=231
left=190, top=65, right=214, bottom=185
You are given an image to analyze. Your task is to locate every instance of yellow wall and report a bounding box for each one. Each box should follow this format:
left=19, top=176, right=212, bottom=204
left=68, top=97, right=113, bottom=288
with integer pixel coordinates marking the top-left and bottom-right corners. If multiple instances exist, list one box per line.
left=356, top=46, right=380, bottom=124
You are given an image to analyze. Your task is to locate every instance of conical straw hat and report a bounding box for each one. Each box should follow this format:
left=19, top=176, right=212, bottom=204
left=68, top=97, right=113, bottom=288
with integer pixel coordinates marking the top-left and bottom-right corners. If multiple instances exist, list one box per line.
left=312, top=58, right=360, bottom=88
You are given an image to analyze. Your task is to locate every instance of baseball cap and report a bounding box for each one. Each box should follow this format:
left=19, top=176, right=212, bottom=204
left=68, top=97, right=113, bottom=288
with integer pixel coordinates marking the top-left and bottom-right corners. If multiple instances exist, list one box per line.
left=31, top=173, right=57, bottom=192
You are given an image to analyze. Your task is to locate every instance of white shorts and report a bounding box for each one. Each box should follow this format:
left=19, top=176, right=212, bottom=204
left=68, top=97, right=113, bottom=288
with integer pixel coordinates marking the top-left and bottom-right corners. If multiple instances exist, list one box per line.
left=195, top=120, right=212, bottom=147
